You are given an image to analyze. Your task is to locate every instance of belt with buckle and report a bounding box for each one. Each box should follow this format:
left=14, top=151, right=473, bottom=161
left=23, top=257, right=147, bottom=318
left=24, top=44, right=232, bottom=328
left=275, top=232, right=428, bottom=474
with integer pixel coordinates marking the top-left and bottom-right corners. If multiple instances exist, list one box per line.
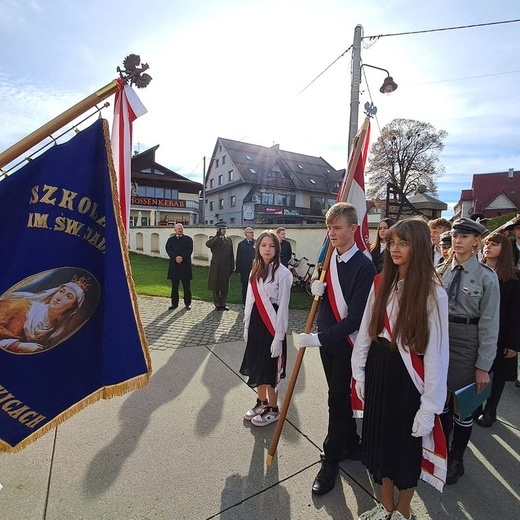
left=449, top=315, right=479, bottom=325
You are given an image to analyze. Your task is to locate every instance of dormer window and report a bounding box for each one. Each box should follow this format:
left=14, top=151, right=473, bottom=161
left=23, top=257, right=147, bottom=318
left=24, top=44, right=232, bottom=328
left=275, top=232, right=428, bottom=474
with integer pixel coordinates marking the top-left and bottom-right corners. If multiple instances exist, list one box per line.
left=309, top=178, right=316, bottom=184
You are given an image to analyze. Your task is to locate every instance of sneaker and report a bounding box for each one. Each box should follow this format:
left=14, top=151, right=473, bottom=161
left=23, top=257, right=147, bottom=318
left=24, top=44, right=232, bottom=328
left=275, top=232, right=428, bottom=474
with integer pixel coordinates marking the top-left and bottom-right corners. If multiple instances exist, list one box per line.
left=391, top=511, right=412, bottom=520
left=243, top=399, right=268, bottom=421
left=251, top=406, right=279, bottom=426
left=358, top=503, right=392, bottom=520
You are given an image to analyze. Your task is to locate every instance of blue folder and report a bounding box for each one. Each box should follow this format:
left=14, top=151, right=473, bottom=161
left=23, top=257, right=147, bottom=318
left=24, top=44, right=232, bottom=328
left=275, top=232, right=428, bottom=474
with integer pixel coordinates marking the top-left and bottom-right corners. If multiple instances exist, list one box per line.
left=454, top=373, right=494, bottom=419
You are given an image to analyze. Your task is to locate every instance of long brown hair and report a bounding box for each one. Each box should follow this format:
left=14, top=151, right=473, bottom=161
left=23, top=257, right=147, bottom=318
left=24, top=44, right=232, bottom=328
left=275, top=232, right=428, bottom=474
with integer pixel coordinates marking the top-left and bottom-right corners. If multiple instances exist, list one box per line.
left=368, top=217, right=438, bottom=354
left=370, top=218, right=395, bottom=252
left=250, top=230, right=281, bottom=282
left=482, top=233, right=517, bottom=282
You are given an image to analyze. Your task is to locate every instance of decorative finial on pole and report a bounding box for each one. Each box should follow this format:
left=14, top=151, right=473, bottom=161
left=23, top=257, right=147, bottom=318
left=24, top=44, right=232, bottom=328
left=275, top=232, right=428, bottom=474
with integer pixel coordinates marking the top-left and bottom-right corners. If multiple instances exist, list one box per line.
left=364, top=101, right=377, bottom=118
left=117, top=54, right=152, bottom=89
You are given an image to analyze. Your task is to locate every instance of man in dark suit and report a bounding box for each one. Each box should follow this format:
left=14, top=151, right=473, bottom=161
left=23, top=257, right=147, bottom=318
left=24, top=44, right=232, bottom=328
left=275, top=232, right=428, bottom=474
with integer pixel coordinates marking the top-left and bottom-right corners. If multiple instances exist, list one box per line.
left=276, top=227, right=292, bottom=267
left=166, top=223, right=193, bottom=310
left=235, top=227, right=255, bottom=304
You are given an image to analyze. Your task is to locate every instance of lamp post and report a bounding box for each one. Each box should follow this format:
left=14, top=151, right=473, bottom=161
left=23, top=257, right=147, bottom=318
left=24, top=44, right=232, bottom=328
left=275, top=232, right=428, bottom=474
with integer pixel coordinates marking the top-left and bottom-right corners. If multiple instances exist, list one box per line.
left=348, top=24, right=398, bottom=155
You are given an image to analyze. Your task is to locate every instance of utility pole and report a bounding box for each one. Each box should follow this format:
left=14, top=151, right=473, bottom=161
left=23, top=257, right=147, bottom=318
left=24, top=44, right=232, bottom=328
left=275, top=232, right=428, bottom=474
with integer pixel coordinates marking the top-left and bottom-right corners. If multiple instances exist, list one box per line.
left=348, top=24, right=363, bottom=156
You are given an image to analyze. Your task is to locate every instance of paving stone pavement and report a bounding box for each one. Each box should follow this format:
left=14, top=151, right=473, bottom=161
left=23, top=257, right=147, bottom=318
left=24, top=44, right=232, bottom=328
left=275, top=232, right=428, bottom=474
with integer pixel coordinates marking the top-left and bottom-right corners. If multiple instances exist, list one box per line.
left=137, top=295, right=314, bottom=350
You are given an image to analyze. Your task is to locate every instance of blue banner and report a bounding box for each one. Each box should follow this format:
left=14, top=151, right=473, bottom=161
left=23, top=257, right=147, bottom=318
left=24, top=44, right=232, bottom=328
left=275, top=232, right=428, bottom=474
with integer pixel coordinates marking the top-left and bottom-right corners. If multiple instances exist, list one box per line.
left=0, top=119, right=151, bottom=452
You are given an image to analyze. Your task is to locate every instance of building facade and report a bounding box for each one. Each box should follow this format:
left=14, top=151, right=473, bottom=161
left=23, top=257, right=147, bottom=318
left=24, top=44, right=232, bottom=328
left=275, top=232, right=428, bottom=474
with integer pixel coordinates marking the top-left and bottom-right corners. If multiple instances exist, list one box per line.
left=203, top=138, right=343, bottom=226
left=130, top=146, right=202, bottom=227
left=453, top=168, right=520, bottom=219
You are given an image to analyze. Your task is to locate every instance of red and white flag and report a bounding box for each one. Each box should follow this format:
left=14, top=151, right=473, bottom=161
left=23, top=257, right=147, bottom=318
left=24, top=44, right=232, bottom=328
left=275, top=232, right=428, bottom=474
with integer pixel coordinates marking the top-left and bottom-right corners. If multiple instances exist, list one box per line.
left=346, top=121, right=371, bottom=258
left=111, top=79, right=147, bottom=232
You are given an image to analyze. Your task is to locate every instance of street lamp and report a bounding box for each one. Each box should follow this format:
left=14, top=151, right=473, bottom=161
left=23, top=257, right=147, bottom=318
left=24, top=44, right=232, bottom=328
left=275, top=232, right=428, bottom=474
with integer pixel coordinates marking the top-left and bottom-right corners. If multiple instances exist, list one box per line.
left=348, top=24, right=398, bottom=155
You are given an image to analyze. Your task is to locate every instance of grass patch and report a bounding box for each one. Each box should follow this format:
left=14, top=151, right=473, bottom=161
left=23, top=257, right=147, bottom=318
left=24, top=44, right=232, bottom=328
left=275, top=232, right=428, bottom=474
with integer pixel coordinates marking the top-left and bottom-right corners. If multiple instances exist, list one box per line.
left=129, top=252, right=313, bottom=310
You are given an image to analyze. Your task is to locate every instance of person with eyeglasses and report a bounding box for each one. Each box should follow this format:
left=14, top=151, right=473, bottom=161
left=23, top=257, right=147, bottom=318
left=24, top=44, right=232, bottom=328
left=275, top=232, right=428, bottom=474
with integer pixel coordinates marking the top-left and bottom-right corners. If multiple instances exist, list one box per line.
left=436, top=217, right=500, bottom=485
left=352, top=218, right=449, bottom=520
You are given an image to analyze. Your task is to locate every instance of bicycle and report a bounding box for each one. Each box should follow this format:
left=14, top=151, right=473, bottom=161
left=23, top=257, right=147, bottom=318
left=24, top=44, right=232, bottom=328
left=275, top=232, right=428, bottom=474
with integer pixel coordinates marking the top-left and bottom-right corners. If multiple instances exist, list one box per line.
left=288, top=254, right=315, bottom=295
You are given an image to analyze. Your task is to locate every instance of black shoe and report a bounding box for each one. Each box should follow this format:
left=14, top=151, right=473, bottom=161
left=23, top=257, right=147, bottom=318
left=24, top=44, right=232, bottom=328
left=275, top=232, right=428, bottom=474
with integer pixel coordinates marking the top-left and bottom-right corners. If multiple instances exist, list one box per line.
left=515, top=380, right=520, bottom=389
left=320, top=443, right=361, bottom=462
left=446, top=457, right=465, bottom=485
left=221, top=306, right=230, bottom=311
left=215, top=306, right=222, bottom=311
left=476, top=406, right=496, bottom=427
left=185, top=305, right=191, bottom=310
left=168, top=305, right=178, bottom=310
left=311, top=461, right=338, bottom=495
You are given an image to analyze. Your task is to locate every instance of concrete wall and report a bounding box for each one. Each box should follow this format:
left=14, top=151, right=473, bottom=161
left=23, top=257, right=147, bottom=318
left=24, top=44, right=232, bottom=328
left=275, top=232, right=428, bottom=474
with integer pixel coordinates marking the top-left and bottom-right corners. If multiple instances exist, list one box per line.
left=129, top=225, right=378, bottom=273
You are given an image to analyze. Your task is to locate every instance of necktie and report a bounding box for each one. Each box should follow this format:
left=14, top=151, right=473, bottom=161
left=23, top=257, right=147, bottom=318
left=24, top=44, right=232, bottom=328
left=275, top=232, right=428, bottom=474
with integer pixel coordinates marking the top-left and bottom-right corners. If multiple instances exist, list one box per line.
left=448, top=265, right=463, bottom=302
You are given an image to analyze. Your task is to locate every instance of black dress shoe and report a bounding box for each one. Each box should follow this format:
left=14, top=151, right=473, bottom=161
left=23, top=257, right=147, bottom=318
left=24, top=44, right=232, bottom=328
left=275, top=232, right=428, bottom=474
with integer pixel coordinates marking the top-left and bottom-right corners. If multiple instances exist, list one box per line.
left=222, top=306, right=230, bottom=311
left=185, top=305, right=191, bottom=310
left=476, top=406, right=496, bottom=427
left=168, top=305, right=178, bottom=310
left=312, top=461, right=338, bottom=495
left=215, top=306, right=222, bottom=311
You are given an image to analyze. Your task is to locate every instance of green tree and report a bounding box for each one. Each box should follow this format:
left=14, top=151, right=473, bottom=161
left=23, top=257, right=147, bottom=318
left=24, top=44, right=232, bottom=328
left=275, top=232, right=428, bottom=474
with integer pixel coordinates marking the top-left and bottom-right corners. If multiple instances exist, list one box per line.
left=366, top=118, right=447, bottom=199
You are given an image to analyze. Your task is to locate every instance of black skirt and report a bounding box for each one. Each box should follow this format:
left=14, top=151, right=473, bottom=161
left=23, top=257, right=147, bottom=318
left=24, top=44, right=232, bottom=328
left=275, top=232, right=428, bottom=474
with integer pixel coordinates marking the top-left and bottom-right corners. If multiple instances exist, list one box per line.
left=239, top=303, right=287, bottom=388
left=361, top=337, right=423, bottom=490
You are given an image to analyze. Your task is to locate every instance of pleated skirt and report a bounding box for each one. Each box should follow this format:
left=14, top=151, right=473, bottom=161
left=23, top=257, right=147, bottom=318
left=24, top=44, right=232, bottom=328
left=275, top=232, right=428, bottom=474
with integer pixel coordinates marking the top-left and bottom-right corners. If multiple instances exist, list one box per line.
left=239, top=303, right=287, bottom=388
left=361, top=337, right=423, bottom=490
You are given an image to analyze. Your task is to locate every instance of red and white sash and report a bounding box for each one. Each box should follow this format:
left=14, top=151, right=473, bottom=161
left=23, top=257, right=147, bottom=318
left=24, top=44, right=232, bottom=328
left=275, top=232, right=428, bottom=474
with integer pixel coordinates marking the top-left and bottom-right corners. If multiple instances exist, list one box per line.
left=325, top=249, right=363, bottom=413
left=251, top=276, right=284, bottom=390
left=376, top=274, right=447, bottom=491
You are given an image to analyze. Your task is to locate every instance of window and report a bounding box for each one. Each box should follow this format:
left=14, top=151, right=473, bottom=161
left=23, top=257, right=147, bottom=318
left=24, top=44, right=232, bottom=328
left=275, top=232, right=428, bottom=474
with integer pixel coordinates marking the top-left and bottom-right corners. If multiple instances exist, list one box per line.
left=219, top=144, right=222, bottom=152
left=215, top=159, right=219, bottom=168
left=210, top=178, right=214, bottom=188
left=275, top=194, right=287, bottom=206
left=228, top=170, right=234, bottom=181
left=261, top=192, right=274, bottom=205
left=219, top=199, right=224, bottom=209
left=298, top=164, right=303, bottom=170
left=311, top=197, right=326, bottom=213
left=230, top=217, right=235, bottom=224
left=222, top=155, right=226, bottom=164
left=309, top=178, right=316, bottom=184
left=218, top=175, right=223, bottom=185
left=230, top=195, right=236, bottom=207
left=209, top=201, right=214, bottom=211
left=249, top=168, right=257, bottom=174
left=155, top=187, right=164, bottom=198
left=245, top=154, right=252, bottom=160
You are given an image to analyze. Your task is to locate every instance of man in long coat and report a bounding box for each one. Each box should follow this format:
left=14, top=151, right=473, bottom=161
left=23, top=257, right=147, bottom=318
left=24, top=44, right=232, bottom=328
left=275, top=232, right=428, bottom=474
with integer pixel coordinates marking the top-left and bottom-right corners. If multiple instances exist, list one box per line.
left=166, top=223, right=193, bottom=310
left=206, top=222, right=234, bottom=310
left=235, top=227, right=255, bottom=304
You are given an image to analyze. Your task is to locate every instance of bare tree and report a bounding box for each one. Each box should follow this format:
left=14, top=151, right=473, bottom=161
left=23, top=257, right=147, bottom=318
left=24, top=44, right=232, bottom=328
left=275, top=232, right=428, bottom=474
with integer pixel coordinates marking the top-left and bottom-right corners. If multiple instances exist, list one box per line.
left=366, top=118, right=447, bottom=199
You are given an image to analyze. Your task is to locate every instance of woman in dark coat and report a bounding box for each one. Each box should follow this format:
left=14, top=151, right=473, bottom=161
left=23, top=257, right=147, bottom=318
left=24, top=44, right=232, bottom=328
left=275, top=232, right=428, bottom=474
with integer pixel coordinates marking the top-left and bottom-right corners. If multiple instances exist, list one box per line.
left=477, top=233, right=520, bottom=426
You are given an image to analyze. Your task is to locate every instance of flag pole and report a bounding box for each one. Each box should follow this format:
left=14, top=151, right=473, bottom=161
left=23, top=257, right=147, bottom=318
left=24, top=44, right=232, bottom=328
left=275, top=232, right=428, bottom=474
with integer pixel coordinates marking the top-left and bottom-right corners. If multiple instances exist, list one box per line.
left=0, top=81, right=121, bottom=170
left=0, top=54, right=152, bottom=171
left=266, top=117, right=370, bottom=466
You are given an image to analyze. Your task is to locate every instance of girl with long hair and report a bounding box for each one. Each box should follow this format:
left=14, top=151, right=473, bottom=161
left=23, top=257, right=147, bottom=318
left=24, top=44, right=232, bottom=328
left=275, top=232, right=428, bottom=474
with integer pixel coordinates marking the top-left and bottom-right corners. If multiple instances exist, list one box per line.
left=240, top=230, right=292, bottom=426
left=370, top=218, right=395, bottom=273
left=477, top=233, right=520, bottom=426
left=352, top=218, right=449, bottom=520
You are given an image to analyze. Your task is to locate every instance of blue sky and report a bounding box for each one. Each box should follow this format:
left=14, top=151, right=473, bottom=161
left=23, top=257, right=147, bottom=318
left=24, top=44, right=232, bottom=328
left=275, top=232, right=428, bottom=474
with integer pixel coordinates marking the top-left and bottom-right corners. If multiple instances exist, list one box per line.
left=1, top=0, right=519, bottom=217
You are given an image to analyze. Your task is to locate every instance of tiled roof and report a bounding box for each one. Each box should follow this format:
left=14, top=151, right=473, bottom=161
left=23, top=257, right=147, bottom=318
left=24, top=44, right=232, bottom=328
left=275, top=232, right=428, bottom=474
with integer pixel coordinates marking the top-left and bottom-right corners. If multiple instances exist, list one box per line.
left=471, top=171, right=520, bottom=212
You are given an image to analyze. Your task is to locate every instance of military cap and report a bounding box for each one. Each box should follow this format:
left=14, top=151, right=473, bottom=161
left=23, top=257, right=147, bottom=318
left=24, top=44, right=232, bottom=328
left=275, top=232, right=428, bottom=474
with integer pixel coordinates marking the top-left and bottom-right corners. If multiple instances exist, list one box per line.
left=504, top=216, right=520, bottom=231
left=451, top=217, right=486, bottom=236
left=244, top=226, right=254, bottom=233
left=439, top=230, right=452, bottom=246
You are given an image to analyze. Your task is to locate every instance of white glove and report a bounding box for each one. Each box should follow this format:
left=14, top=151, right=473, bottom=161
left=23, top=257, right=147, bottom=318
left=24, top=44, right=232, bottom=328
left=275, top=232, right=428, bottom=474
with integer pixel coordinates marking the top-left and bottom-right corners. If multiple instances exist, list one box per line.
left=411, top=409, right=435, bottom=437
left=298, top=333, right=321, bottom=348
left=244, top=328, right=248, bottom=343
left=355, top=380, right=365, bottom=403
left=270, top=339, right=283, bottom=358
left=311, top=280, right=327, bottom=297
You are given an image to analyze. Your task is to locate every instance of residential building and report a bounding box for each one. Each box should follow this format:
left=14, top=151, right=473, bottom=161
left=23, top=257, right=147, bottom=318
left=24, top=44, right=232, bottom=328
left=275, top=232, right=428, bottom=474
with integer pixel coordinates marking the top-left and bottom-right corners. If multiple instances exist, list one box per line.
left=453, top=168, right=520, bottom=219
left=130, top=146, right=202, bottom=227
left=204, top=138, right=343, bottom=225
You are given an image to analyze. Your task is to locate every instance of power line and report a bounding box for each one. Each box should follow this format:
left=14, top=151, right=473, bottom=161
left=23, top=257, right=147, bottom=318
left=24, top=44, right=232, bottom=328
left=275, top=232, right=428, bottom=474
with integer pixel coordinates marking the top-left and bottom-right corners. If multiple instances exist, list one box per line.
left=297, top=18, right=520, bottom=96
left=363, top=18, right=520, bottom=41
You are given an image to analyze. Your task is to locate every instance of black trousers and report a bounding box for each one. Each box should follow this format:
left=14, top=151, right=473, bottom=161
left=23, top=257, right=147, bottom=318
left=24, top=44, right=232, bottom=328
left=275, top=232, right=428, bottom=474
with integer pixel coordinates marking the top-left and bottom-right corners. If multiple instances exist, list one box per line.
left=319, top=341, right=359, bottom=462
left=171, top=279, right=191, bottom=307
